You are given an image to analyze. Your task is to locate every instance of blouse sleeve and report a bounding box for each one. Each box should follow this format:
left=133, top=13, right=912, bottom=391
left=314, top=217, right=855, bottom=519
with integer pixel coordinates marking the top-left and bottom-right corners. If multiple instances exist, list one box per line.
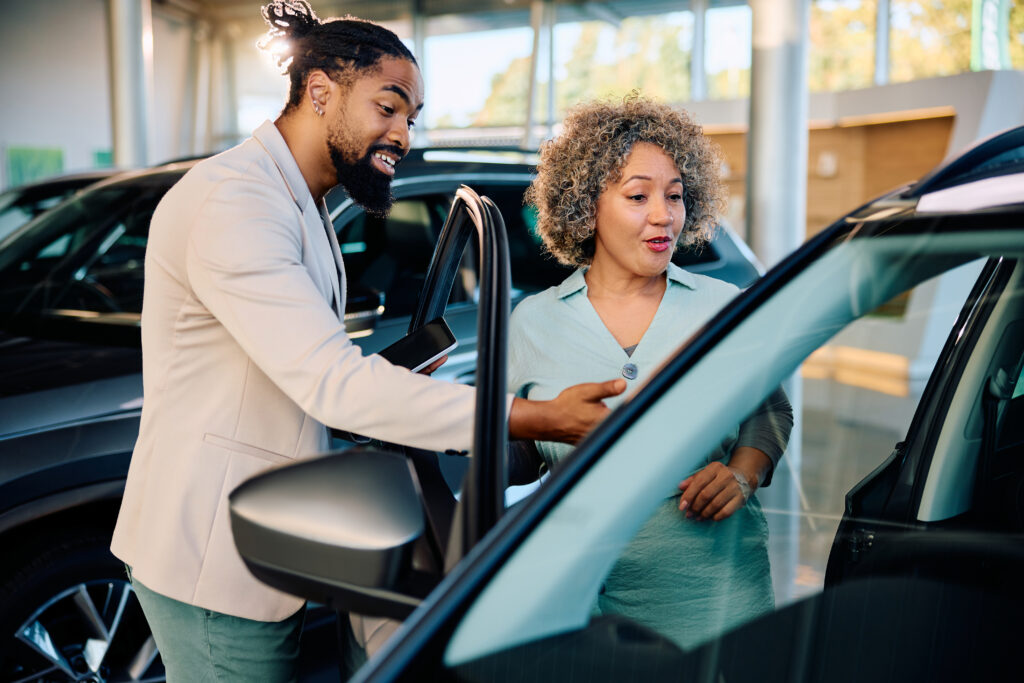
left=735, top=385, right=794, bottom=487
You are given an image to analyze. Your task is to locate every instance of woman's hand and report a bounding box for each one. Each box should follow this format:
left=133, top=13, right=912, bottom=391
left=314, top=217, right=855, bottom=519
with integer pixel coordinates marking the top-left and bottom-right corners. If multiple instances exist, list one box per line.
left=677, top=447, right=770, bottom=521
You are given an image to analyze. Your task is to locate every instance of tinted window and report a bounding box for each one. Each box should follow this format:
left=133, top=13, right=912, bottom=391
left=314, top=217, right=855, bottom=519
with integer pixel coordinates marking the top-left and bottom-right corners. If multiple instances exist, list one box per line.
left=476, top=184, right=573, bottom=295
left=0, top=176, right=178, bottom=315
left=338, top=196, right=458, bottom=319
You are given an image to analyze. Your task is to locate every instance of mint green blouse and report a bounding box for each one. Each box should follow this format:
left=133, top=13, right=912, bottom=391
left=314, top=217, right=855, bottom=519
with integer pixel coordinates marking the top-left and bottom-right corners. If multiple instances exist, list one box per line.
left=507, top=263, right=786, bottom=649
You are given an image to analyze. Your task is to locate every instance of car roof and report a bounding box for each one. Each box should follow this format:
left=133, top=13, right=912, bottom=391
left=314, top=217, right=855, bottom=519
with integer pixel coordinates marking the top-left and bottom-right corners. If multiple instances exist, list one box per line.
left=85, top=146, right=538, bottom=191
left=838, top=124, right=1024, bottom=230
left=5, top=170, right=119, bottom=198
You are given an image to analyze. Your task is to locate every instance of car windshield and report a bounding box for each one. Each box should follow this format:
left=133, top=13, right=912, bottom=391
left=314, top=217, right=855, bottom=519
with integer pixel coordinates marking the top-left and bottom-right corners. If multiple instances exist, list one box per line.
left=0, top=173, right=182, bottom=316
left=0, top=184, right=86, bottom=243
left=442, top=210, right=1023, bottom=671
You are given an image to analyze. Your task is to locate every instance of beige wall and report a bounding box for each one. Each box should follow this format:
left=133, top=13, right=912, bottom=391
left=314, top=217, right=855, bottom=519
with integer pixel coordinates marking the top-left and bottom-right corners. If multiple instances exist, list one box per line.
left=708, top=114, right=955, bottom=240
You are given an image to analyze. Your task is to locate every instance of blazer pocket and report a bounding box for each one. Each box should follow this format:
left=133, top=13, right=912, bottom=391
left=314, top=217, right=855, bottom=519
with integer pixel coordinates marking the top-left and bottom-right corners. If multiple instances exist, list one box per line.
left=202, top=433, right=294, bottom=464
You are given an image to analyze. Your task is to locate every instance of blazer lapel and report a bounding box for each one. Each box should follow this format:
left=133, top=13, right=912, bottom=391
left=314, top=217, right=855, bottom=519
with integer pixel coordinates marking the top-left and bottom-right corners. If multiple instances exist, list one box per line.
left=319, top=201, right=345, bottom=319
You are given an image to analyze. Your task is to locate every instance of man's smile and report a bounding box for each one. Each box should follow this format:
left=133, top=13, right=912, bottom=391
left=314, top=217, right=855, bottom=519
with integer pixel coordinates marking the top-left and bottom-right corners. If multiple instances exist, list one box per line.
left=371, top=150, right=399, bottom=176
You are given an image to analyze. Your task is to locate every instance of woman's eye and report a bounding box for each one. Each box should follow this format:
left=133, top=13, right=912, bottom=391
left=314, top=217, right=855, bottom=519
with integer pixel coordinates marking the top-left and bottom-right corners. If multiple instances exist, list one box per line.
left=669, top=193, right=683, bottom=202
left=629, top=194, right=645, bottom=202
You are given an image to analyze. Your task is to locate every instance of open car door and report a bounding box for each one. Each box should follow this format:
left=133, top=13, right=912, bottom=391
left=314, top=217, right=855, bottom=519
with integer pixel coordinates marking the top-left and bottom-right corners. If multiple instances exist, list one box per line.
left=228, top=186, right=512, bottom=617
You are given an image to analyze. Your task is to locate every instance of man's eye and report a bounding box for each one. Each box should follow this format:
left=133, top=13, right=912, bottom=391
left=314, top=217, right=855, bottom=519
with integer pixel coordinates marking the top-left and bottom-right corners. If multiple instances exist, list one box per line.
left=407, top=119, right=417, bottom=130
left=379, top=104, right=395, bottom=116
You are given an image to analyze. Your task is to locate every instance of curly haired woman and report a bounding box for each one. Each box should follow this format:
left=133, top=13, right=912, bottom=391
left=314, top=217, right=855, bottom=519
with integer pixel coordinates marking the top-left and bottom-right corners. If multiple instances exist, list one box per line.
left=508, top=95, right=793, bottom=649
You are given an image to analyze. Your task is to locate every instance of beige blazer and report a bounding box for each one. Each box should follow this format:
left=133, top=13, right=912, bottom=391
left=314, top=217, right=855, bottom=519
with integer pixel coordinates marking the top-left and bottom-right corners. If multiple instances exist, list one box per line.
left=111, top=121, right=480, bottom=621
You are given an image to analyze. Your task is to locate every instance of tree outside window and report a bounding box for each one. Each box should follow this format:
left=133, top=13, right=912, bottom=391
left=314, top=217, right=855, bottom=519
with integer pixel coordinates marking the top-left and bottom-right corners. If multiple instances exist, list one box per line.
left=889, top=0, right=972, bottom=82
left=809, top=0, right=876, bottom=92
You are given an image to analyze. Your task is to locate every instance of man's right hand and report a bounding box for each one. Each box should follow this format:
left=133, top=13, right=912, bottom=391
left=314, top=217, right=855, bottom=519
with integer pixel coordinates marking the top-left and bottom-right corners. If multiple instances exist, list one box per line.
left=509, top=379, right=627, bottom=445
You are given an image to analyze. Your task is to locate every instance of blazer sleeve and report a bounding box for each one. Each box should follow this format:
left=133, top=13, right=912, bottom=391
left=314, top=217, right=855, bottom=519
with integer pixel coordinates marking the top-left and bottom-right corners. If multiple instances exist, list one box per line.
left=185, top=177, right=486, bottom=453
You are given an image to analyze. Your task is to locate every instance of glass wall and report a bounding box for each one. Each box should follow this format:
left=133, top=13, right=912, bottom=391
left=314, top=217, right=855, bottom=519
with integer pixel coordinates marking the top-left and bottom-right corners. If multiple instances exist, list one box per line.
left=552, top=12, right=694, bottom=117
left=705, top=4, right=752, bottom=99
left=809, top=0, right=876, bottom=91
left=889, top=0, right=972, bottom=82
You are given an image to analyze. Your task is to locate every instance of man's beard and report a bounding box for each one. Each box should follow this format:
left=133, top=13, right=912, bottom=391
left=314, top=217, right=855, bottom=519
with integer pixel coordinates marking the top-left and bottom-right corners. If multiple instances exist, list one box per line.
left=327, top=128, right=395, bottom=217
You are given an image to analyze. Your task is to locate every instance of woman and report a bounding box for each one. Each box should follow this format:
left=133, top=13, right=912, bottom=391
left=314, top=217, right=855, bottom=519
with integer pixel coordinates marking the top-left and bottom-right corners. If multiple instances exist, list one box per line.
left=508, top=95, right=793, bottom=649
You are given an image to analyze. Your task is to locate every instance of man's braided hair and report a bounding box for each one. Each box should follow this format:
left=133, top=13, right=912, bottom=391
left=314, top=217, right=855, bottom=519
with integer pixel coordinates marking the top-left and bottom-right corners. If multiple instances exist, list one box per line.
left=259, top=1, right=416, bottom=112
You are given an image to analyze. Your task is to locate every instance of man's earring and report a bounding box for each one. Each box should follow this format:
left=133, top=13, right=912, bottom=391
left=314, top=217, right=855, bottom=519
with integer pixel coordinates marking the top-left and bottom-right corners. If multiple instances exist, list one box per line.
left=312, top=100, right=324, bottom=117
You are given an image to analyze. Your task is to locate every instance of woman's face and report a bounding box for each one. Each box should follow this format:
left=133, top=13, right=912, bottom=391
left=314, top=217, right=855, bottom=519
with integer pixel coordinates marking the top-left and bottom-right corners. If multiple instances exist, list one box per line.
left=592, top=142, right=685, bottom=280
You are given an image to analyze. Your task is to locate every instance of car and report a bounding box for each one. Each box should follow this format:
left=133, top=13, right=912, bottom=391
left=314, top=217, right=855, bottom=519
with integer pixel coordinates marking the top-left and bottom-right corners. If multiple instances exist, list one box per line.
left=230, top=125, right=1024, bottom=682
left=0, top=171, right=115, bottom=243
left=0, top=149, right=760, bottom=682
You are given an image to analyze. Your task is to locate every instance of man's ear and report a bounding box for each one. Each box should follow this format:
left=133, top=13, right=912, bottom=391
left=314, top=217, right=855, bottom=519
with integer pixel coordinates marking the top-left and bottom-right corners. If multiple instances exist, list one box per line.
left=306, top=69, right=331, bottom=116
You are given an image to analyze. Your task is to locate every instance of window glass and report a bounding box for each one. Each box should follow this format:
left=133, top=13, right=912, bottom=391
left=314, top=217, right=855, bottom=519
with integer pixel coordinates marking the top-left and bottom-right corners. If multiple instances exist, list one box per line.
left=889, top=0, right=971, bottom=82
left=0, top=177, right=181, bottom=315
left=474, top=184, right=572, bottom=296
left=1012, top=1, right=1024, bottom=69
left=444, top=226, right=1008, bottom=673
left=338, top=197, right=454, bottom=319
left=552, top=12, right=693, bottom=119
left=423, top=24, right=535, bottom=129
left=705, top=5, right=751, bottom=99
left=809, top=0, right=876, bottom=92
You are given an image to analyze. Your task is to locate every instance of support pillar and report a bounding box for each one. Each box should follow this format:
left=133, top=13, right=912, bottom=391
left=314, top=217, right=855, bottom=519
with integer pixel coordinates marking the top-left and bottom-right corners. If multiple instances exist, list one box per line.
left=107, top=0, right=154, bottom=167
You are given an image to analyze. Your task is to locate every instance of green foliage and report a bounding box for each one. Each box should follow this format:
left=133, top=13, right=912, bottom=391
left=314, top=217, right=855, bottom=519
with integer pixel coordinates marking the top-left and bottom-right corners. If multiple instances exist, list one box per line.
left=809, top=0, right=876, bottom=91
left=889, top=0, right=972, bottom=82
left=1011, top=0, right=1024, bottom=68
left=472, top=16, right=692, bottom=128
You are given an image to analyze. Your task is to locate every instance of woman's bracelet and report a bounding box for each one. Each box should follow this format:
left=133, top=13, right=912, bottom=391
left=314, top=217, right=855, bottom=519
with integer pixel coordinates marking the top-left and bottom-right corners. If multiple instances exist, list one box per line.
left=727, top=466, right=753, bottom=502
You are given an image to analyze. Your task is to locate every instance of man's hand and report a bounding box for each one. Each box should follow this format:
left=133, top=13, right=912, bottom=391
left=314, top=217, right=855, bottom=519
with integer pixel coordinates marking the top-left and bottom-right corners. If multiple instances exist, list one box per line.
left=509, top=379, right=627, bottom=444
left=418, top=355, right=447, bottom=376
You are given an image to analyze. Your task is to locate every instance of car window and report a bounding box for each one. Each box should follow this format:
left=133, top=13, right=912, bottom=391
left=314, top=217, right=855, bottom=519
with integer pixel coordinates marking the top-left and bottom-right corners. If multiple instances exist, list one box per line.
left=0, top=189, right=77, bottom=243
left=441, top=226, right=1014, bottom=674
left=0, top=181, right=175, bottom=316
left=473, top=184, right=573, bottom=296
left=338, top=195, right=464, bottom=320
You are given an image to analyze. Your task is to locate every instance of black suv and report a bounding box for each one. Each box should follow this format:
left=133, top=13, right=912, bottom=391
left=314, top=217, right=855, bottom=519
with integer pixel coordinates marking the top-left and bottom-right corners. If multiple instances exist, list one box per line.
left=0, top=148, right=759, bottom=682
left=232, top=127, right=1024, bottom=683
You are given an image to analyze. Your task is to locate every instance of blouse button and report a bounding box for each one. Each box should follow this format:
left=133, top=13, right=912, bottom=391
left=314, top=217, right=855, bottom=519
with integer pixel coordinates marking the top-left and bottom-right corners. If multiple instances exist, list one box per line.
left=622, top=363, right=638, bottom=380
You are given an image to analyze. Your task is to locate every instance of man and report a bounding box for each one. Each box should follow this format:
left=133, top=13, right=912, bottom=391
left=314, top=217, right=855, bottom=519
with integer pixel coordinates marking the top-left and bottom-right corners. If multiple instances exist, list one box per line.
left=110, top=2, right=624, bottom=680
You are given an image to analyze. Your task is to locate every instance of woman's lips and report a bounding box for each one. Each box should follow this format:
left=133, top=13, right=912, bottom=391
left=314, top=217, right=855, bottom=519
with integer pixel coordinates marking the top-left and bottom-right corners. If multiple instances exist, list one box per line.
left=646, top=237, right=671, bottom=253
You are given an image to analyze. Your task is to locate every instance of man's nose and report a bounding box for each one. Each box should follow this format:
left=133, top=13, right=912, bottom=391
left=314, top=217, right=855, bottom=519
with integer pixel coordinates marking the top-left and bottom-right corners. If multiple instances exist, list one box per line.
left=387, top=119, right=409, bottom=152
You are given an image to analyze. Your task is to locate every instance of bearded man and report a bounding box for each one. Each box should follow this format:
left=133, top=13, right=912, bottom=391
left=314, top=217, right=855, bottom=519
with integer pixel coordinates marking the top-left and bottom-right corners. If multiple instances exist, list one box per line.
left=110, top=2, right=624, bottom=680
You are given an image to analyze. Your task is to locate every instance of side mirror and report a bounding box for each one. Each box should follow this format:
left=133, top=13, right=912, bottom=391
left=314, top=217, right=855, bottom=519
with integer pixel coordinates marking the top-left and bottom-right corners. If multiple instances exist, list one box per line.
left=229, top=448, right=435, bottom=619
left=344, top=285, right=384, bottom=338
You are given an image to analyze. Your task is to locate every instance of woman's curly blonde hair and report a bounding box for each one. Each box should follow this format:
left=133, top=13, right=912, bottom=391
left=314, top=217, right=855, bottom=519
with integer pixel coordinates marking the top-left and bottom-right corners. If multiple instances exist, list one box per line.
left=526, top=94, right=726, bottom=266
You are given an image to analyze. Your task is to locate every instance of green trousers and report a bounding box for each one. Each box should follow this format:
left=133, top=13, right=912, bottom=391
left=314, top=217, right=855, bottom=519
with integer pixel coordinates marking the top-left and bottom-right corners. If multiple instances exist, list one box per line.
left=130, top=568, right=305, bottom=683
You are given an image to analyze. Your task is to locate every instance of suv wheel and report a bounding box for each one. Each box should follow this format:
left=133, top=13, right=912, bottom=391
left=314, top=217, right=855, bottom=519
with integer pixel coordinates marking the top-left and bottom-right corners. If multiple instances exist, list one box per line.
left=0, top=529, right=164, bottom=682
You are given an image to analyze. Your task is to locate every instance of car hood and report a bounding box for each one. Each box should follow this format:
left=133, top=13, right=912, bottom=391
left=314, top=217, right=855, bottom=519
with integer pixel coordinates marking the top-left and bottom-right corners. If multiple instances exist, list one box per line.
left=0, top=323, right=142, bottom=438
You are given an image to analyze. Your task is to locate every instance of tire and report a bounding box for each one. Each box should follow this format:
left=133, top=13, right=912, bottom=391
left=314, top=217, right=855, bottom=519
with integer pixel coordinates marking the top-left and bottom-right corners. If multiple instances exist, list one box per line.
left=0, top=527, right=164, bottom=682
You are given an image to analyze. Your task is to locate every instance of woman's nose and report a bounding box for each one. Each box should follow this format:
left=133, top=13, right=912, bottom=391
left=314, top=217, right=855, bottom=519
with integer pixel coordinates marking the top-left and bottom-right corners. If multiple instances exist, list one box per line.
left=649, top=198, right=672, bottom=226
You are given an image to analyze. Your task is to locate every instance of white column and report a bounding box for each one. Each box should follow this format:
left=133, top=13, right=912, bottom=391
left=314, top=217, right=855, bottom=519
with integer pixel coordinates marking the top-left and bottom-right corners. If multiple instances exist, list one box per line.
left=746, top=0, right=809, bottom=605
left=874, top=0, right=890, bottom=86
left=747, top=0, right=808, bottom=269
left=107, top=0, right=154, bottom=167
left=690, top=0, right=707, bottom=101
left=522, top=0, right=545, bottom=149
left=412, top=0, right=429, bottom=145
